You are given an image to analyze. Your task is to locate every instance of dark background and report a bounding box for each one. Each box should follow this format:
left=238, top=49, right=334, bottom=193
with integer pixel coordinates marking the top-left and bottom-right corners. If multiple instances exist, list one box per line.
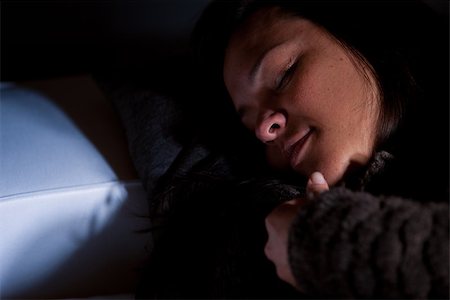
left=1, top=0, right=447, bottom=82
left=1, top=0, right=211, bottom=81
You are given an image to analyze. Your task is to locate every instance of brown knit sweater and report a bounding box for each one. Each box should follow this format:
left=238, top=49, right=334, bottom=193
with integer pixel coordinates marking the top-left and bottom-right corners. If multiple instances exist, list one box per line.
left=290, top=188, right=449, bottom=298
left=288, top=151, right=449, bottom=298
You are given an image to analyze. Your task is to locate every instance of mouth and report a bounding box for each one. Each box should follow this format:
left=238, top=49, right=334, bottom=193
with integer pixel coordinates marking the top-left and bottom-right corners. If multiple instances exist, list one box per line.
left=285, top=128, right=314, bottom=169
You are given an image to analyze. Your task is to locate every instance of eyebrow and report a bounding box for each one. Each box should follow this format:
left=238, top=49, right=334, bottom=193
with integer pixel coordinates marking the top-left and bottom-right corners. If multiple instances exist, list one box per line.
left=249, top=42, right=284, bottom=84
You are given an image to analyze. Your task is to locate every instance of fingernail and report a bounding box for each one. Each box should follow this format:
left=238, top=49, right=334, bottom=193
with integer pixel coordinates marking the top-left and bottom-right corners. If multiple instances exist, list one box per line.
left=311, top=172, right=326, bottom=184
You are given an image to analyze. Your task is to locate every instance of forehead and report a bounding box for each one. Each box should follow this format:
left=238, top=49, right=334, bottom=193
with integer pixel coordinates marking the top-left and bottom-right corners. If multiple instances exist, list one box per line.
left=223, top=7, right=319, bottom=89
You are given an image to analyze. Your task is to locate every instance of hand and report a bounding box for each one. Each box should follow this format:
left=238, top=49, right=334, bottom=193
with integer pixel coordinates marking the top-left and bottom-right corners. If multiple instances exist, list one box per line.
left=264, top=172, right=329, bottom=289
left=306, top=171, right=330, bottom=200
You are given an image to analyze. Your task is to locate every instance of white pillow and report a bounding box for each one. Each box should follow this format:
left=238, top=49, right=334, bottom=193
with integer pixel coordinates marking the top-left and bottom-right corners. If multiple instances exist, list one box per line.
left=0, top=83, right=151, bottom=298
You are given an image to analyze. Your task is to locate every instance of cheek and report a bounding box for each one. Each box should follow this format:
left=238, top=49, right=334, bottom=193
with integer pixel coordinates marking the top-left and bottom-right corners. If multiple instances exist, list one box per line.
left=287, top=68, right=342, bottom=121
left=293, top=56, right=362, bottom=116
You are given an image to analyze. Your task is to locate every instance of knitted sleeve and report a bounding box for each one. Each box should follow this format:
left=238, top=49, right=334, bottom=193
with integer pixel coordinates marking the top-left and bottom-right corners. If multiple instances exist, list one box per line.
left=288, top=187, right=449, bottom=299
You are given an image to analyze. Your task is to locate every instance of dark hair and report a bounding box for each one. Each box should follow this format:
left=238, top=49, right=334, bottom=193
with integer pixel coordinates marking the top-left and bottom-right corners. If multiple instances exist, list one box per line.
left=192, top=0, right=448, bottom=156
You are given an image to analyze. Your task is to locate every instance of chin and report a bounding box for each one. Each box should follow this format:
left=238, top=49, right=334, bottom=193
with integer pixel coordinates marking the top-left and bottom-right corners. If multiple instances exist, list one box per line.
left=312, top=161, right=349, bottom=187
left=326, top=159, right=369, bottom=186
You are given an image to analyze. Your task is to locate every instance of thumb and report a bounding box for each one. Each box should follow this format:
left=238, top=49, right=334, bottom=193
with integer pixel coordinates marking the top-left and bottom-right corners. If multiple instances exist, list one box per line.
left=307, top=171, right=329, bottom=200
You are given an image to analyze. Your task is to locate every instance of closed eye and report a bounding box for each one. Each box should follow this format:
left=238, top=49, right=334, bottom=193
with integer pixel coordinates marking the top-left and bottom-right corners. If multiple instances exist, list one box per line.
left=275, top=60, right=298, bottom=91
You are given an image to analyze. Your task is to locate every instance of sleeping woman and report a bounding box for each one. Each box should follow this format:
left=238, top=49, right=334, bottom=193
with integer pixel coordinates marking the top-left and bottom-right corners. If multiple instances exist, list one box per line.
left=103, top=0, right=448, bottom=298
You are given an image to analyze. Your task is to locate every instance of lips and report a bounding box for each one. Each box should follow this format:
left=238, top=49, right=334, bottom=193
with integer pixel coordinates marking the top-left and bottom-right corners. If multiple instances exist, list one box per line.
left=285, top=128, right=313, bottom=168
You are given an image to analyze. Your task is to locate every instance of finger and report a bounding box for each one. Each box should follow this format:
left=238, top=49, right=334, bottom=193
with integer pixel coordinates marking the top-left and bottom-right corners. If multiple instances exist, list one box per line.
left=307, top=171, right=329, bottom=200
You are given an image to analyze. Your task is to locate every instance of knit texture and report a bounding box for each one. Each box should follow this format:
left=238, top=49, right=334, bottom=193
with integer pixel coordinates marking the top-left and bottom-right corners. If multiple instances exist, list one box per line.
left=289, top=188, right=449, bottom=298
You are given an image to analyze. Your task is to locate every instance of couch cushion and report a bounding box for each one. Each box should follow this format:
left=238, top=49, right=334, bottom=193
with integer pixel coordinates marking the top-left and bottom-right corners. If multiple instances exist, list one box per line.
left=1, top=84, right=117, bottom=197
left=0, top=81, right=151, bottom=298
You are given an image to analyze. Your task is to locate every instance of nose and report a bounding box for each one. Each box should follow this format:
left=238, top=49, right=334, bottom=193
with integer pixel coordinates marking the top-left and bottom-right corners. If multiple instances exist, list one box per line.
left=255, top=112, right=286, bottom=143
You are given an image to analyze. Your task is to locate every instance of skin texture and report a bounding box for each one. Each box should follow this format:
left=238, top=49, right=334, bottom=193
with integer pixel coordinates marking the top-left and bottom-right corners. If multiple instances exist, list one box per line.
left=223, top=7, right=380, bottom=186
left=223, top=7, right=381, bottom=289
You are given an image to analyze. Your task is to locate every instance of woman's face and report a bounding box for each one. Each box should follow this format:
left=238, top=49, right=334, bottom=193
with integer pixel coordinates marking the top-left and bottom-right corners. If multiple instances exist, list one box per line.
left=223, top=8, right=380, bottom=185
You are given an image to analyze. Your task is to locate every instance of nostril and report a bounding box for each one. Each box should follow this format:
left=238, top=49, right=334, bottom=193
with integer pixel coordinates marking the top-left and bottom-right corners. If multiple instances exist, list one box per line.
left=255, top=112, right=286, bottom=143
left=269, top=123, right=281, bottom=133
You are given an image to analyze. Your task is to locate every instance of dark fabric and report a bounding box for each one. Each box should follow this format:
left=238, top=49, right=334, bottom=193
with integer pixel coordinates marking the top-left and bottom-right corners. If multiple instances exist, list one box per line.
left=138, top=172, right=307, bottom=299
left=97, top=74, right=449, bottom=299
left=287, top=151, right=449, bottom=299
left=289, top=188, right=449, bottom=299
left=95, top=73, right=193, bottom=201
